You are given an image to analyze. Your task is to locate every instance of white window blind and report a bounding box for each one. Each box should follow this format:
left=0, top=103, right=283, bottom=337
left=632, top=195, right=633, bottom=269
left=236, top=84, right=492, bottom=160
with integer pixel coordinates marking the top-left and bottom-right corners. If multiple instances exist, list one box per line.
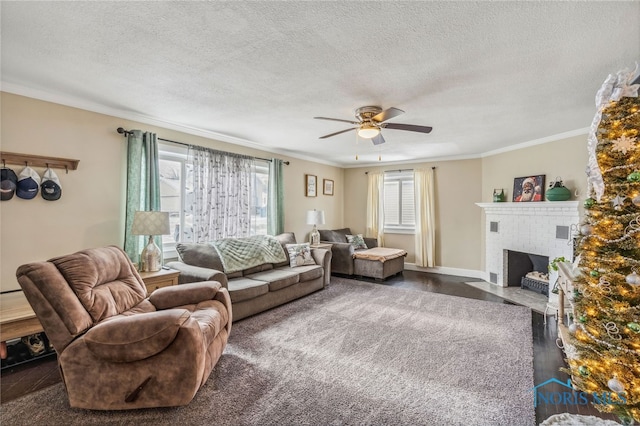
left=384, top=181, right=400, bottom=225
left=401, top=180, right=415, bottom=225
left=383, top=170, right=415, bottom=232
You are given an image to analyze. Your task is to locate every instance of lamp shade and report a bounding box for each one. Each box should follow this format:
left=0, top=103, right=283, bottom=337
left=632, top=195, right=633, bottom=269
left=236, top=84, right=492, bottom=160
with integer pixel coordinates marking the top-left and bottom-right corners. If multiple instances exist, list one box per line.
left=131, top=211, right=171, bottom=236
left=306, top=210, right=325, bottom=226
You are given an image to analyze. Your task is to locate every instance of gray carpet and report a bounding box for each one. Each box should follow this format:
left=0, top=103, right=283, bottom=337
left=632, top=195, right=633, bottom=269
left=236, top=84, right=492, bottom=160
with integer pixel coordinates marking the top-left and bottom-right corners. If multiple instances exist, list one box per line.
left=0, top=278, right=535, bottom=426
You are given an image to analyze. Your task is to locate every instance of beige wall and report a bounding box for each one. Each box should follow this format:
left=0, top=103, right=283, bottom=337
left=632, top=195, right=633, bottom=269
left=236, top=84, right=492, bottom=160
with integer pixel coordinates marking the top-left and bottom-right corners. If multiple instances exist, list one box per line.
left=481, top=134, right=589, bottom=204
left=0, top=92, right=343, bottom=293
left=343, top=158, right=483, bottom=272
left=479, top=134, right=589, bottom=270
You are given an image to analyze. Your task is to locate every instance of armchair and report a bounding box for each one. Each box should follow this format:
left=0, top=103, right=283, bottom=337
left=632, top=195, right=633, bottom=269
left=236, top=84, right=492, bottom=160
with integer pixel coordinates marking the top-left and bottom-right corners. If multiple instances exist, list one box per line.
left=16, top=246, right=231, bottom=410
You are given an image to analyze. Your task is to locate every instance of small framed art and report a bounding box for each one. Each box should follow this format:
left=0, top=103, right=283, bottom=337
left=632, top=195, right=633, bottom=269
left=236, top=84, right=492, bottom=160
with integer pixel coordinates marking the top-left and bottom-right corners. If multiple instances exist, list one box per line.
left=305, top=174, right=317, bottom=197
left=323, top=179, right=334, bottom=196
left=513, top=175, right=545, bottom=202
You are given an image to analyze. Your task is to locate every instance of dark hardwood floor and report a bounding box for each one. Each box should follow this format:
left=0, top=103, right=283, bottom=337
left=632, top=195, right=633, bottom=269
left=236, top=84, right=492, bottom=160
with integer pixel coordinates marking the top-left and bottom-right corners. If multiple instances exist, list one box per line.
left=0, top=270, right=620, bottom=424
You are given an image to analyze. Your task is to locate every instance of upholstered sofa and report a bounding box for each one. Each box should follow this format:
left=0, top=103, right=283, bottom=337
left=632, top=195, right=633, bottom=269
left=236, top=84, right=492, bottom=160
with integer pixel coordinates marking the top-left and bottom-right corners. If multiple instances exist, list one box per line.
left=16, top=246, right=231, bottom=410
left=167, top=233, right=331, bottom=321
left=319, top=227, right=406, bottom=280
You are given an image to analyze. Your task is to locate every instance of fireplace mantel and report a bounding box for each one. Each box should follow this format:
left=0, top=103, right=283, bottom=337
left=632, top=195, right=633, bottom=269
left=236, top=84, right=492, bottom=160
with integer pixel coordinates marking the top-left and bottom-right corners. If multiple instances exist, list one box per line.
left=476, top=201, right=579, bottom=210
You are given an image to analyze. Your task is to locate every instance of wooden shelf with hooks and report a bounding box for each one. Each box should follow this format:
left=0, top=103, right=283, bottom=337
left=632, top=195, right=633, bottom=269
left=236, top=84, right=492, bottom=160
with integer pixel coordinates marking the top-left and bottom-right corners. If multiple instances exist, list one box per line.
left=0, top=152, right=79, bottom=171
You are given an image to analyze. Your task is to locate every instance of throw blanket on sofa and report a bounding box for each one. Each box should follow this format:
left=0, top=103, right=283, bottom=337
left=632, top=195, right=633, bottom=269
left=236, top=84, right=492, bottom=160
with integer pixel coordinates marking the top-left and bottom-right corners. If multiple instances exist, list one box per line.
left=211, top=235, right=288, bottom=274
left=352, top=247, right=407, bottom=263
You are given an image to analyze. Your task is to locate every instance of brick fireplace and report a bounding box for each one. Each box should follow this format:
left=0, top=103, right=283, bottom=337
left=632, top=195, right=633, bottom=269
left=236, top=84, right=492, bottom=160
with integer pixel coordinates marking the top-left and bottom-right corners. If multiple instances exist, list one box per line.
left=476, top=201, right=580, bottom=287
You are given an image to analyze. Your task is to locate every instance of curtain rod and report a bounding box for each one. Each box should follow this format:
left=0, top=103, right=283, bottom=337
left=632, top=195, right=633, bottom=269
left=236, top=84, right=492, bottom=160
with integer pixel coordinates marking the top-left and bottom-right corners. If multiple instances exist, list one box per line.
left=365, top=167, right=435, bottom=174
left=116, top=127, right=289, bottom=165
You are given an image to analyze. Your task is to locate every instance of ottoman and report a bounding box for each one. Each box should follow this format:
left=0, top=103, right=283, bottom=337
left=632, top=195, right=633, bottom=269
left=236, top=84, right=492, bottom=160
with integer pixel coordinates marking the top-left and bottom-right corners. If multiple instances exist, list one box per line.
left=353, top=247, right=407, bottom=280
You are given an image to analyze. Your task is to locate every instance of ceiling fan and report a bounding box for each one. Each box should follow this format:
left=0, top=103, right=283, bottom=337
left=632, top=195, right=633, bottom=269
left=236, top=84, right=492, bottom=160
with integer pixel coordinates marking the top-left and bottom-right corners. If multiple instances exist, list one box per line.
left=314, top=106, right=432, bottom=145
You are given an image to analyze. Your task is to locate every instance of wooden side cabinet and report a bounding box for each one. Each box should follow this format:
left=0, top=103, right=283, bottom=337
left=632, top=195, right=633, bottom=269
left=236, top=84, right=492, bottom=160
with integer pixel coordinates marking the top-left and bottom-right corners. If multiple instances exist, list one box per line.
left=139, top=269, right=180, bottom=294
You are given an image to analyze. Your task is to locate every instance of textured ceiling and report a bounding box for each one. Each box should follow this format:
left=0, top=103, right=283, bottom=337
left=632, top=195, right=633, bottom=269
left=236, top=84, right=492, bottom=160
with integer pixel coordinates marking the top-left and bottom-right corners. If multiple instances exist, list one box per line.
left=1, top=2, right=639, bottom=167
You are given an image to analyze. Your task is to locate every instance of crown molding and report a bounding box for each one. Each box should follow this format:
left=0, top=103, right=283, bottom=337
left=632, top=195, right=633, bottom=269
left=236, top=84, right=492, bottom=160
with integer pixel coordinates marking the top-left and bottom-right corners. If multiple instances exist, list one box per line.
left=480, top=128, right=589, bottom=158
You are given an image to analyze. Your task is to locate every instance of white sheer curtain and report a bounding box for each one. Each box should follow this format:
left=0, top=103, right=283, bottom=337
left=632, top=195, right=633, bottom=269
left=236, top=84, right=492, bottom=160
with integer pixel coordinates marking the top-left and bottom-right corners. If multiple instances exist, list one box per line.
left=366, top=171, right=385, bottom=246
left=414, top=168, right=435, bottom=267
left=186, top=146, right=254, bottom=242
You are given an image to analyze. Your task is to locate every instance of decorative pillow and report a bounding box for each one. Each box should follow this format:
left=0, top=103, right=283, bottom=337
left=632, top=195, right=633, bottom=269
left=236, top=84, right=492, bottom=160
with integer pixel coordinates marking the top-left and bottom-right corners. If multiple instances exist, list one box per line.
left=285, top=243, right=316, bottom=268
left=346, top=234, right=368, bottom=250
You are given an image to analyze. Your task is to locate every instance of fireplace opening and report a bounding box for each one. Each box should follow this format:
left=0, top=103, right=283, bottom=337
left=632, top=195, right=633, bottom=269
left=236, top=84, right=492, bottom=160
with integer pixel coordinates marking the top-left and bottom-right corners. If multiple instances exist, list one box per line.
left=504, top=250, right=549, bottom=295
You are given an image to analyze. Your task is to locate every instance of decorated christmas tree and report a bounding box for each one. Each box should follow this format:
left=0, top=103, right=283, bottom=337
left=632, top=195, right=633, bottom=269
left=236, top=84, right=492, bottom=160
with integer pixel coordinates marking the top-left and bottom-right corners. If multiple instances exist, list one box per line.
left=568, top=63, right=640, bottom=424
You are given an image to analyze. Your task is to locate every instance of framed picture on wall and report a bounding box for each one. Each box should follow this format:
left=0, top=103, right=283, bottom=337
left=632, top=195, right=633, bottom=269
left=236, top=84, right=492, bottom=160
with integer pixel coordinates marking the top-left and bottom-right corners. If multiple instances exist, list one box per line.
left=323, top=179, right=334, bottom=196
left=305, top=174, right=317, bottom=197
left=513, top=175, right=545, bottom=202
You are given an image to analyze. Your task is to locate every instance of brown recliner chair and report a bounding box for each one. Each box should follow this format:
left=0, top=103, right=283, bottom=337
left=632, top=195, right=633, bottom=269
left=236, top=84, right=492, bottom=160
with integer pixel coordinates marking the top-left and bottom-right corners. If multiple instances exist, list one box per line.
left=16, top=246, right=232, bottom=410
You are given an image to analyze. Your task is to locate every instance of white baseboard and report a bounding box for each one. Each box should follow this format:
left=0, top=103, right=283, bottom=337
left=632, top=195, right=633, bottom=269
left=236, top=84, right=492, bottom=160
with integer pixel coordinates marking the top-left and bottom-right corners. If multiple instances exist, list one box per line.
left=403, top=263, right=485, bottom=279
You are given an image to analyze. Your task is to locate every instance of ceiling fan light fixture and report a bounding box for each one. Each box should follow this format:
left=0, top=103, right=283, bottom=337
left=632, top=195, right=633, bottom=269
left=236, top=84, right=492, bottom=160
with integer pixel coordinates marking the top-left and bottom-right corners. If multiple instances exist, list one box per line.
left=357, top=124, right=380, bottom=139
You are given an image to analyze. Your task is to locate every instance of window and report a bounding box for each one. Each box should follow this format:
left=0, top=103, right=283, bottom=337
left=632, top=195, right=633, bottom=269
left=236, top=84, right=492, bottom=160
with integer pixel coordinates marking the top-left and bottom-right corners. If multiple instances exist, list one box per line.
left=159, top=143, right=188, bottom=250
left=249, top=161, right=269, bottom=235
left=158, top=142, right=269, bottom=256
left=383, top=170, right=415, bottom=233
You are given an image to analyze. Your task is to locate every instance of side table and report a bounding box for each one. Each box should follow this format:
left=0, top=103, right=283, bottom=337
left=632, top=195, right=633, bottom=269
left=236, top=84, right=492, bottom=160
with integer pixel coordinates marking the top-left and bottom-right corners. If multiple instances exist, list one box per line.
left=0, top=300, right=42, bottom=359
left=139, top=269, right=180, bottom=294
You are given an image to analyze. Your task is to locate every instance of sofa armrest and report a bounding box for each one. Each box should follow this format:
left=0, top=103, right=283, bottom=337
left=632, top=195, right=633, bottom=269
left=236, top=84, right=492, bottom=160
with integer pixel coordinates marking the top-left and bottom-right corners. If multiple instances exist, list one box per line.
left=149, top=281, right=222, bottom=310
left=310, top=248, right=332, bottom=286
left=166, top=261, right=228, bottom=287
left=363, top=237, right=378, bottom=248
left=83, top=309, right=191, bottom=362
left=327, top=241, right=355, bottom=256
left=324, top=242, right=356, bottom=275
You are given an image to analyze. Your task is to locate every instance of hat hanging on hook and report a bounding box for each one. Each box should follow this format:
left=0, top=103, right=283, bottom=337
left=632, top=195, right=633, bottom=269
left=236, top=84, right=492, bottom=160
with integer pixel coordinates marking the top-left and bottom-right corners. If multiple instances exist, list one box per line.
left=41, top=166, right=62, bottom=201
left=16, top=165, right=40, bottom=200
left=0, top=166, right=18, bottom=201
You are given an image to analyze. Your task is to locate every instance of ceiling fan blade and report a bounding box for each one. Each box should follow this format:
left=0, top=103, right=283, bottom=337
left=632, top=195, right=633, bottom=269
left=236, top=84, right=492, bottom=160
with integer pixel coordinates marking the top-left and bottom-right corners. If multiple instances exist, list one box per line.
left=319, top=127, right=357, bottom=139
left=383, top=123, right=433, bottom=133
left=371, top=133, right=386, bottom=145
left=314, top=117, right=360, bottom=125
left=372, top=107, right=404, bottom=123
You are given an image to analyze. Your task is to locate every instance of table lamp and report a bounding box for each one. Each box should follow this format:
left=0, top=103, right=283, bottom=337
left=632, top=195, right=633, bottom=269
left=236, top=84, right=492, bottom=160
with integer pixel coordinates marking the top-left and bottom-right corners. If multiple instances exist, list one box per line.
left=306, top=210, right=325, bottom=245
left=131, top=211, right=170, bottom=272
